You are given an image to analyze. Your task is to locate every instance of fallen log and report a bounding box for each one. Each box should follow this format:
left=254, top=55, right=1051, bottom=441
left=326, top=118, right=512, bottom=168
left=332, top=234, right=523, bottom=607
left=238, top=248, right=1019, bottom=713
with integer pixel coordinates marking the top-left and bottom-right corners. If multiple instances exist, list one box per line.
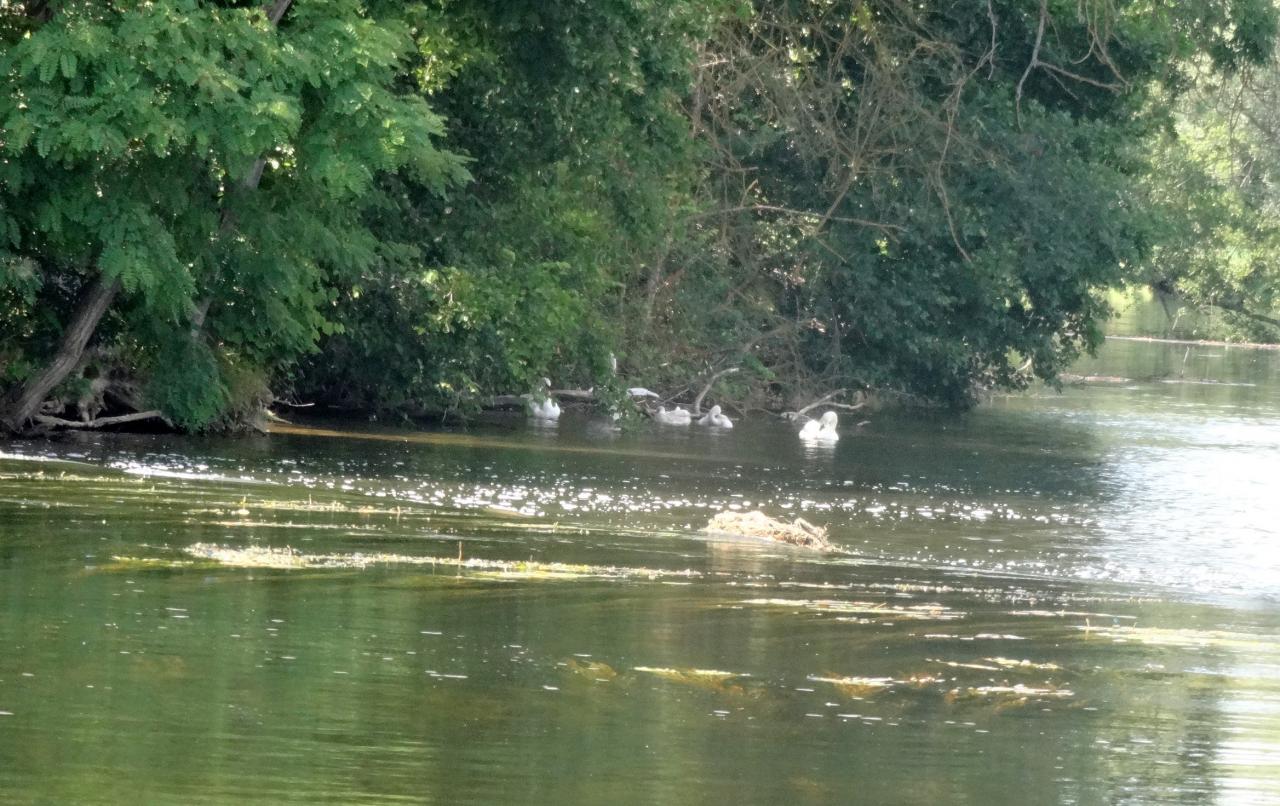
left=490, top=388, right=599, bottom=409
left=32, top=409, right=171, bottom=430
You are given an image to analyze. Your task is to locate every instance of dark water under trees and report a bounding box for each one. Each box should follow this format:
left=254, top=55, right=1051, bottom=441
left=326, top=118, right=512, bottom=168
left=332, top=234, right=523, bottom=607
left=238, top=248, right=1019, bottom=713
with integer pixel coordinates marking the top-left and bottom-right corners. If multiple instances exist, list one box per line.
left=2, top=335, right=1279, bottom=804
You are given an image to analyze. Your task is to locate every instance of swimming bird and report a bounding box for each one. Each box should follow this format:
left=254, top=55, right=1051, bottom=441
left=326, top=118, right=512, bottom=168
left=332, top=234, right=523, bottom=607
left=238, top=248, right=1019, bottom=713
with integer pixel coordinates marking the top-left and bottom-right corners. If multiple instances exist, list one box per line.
left=697, top=405, right=734, bottom=429
left=799, top=410, right=839, bottom=442
left=654, top=406, right=692, bottom=425
left=528, top=378, right=561, bottom=420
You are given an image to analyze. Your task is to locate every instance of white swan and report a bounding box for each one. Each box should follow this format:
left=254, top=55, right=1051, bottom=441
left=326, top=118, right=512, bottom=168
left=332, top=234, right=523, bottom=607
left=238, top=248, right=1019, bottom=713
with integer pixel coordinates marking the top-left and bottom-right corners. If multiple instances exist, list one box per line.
left=799, top=410, right=839, bottom=442
left=697, top=404, right=733, bottom=429
left=528, top=378, right=561, bottom=420
left=654, top=406, right=692, bottom=425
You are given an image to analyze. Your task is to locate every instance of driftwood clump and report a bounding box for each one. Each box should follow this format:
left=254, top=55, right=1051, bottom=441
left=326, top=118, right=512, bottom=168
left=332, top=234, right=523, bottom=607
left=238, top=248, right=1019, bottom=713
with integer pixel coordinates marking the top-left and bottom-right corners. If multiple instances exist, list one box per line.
left=703, top=510, right=831, bottom=550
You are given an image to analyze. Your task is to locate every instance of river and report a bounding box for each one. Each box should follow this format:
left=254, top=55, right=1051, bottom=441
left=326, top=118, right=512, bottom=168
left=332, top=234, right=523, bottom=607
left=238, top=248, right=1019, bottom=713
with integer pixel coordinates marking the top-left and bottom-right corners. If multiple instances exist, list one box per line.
left=1, top=334, right=1278, bottom=804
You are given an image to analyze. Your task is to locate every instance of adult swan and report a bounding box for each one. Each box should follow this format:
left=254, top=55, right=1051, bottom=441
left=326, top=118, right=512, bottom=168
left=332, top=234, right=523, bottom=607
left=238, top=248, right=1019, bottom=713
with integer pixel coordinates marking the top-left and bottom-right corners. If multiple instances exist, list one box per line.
left=799, top=411, right=839, bottom=442
left=528, top=378, right=561, bottom=420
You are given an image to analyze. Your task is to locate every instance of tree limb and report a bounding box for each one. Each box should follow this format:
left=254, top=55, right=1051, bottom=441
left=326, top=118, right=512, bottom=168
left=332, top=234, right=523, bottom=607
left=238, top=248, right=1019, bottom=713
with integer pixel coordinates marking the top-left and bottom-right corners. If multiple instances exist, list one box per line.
left=692, top=367, right=740, bottom=416
left=33, top=410, right=171, bottom=430
left=1214, top=300, right=1280, bottom=330
left=1015, top=0, right=1049, bottom=125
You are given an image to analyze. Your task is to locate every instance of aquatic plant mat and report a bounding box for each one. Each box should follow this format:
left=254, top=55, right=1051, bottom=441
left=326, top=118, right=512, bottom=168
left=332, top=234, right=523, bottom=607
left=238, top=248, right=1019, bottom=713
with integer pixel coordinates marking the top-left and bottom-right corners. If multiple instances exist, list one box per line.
left=741, top=597, right=965, bottom=622
left=180, top=543, right=701, bottom=581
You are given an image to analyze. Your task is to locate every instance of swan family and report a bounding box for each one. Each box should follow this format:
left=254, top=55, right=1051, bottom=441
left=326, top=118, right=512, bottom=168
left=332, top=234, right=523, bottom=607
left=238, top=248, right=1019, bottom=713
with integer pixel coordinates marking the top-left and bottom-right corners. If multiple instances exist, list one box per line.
left=653, top=406, right=692, bottom=425
left=529, top=381, right=839, bottom=441
left=654, top=403, right=839, bottom=442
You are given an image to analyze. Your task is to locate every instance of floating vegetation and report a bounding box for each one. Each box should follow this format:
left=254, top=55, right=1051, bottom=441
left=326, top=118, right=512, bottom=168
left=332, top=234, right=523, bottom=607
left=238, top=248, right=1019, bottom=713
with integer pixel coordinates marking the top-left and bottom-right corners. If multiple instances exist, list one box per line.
left=901, top=673, right=945, bottom=688
left=704, top=510, right=831, bottom=550
left=634, top=666, right=745, bottom=681
left=945, top=684, right=1074, bottom=705
left=929, top=656, right=1060, bottom=673
left=986, top=657, right=1061, bottom=671
left=99, top=556, right=203, bottom=572
left=1076, top=625, right=1280, bottom=651
left=929, top=658, right=1003, bottom=672
left=184, top=543, right=700, bottom=581
left=808, top=675, right=895, bottom=698
left=923, top=632, right=1025, bottom=640
left=185, top=495, right=424, bottom=521
left=1010, top=609, right=1138, bottom=621
left=186, top=545, right=310, bottom=569
left=809, top=672, right=948, bottom=699
left=633, top=666, right=756, bottom=697
left=560, top=658, right=618, bottom=682
left=743, top=598, right=964, bottom=622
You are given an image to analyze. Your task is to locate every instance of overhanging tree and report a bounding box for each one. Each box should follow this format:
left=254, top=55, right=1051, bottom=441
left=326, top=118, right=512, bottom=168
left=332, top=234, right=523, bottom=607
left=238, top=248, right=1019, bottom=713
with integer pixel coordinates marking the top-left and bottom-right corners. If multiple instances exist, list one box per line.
left=0, top=0, right=465, bottom=431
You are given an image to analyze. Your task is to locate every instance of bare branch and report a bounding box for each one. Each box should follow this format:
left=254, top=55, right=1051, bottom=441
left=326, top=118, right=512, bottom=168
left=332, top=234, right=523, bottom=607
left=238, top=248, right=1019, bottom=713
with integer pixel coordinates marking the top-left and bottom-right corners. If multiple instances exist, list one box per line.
left=33, top=410, right=170, bottom=430
left=1016, top=0, right=1049, bottom=125
left=692, top=367, right=740, bottom=416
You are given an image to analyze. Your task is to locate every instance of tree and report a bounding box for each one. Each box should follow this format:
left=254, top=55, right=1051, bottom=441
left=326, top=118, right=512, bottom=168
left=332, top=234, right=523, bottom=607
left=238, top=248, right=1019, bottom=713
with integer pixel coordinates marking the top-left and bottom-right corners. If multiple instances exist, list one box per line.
left=0, top=0, right=465, bottom=431
left=639, top=0, right=1278, bottom=406
left=292, top=0, right=706, bottom=414
left=1143, top=44, right=1280, bottom=342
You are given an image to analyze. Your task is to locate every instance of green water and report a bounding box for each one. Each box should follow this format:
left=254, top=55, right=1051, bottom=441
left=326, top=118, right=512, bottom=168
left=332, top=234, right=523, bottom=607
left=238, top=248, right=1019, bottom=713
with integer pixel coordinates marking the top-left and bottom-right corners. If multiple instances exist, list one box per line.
left=3, top=336, right=1280, bottom=804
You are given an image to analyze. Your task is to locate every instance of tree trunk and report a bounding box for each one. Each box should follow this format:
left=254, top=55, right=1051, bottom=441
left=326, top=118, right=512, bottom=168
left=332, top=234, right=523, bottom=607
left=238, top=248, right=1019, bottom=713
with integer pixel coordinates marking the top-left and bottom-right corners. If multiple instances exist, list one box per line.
left=2, top=277, right=121, bottom=433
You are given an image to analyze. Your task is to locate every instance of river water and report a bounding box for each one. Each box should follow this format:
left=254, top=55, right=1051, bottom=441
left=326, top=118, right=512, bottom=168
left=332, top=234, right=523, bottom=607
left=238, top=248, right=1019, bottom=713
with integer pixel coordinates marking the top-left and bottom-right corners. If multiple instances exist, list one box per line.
left=1, top=335, right=1278, bottom=804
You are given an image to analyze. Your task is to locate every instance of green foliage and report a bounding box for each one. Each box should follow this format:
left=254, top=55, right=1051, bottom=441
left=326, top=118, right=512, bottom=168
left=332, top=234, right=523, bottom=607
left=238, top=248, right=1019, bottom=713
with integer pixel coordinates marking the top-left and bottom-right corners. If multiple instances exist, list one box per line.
left=632, top=0, right=1278, bottom=406
left=1142, top=57, right=1280, bottom=342
left=0, top=0, right=464, bottom=427
left=295, top=0, right=702, bottom=412
left=4, top=0, right=1279, bottom=427
left=145, top=335, right=228, bottom=430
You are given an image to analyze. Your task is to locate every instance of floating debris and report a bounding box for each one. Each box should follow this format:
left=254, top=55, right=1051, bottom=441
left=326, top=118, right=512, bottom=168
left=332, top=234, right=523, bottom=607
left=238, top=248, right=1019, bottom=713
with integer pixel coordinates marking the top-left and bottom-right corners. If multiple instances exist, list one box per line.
left=183, top=543, right=700, bottom=581
left=704, top=510, right=831, bottom=550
